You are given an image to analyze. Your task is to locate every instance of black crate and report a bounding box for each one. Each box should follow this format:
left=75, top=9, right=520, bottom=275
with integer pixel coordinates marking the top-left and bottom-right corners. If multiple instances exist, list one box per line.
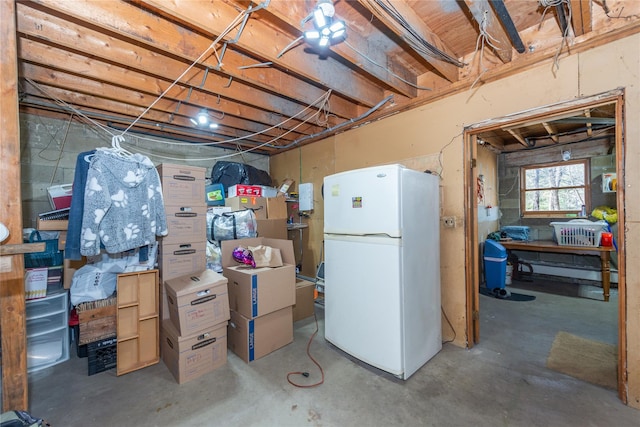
left=87, top=336, right=117, bottom=376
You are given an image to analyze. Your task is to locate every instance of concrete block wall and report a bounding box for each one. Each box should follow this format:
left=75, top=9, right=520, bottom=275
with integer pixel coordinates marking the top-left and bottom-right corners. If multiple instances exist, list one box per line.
left=19, top=113, right=269, bottom=228
left=497, top=142, right=618, bottom=274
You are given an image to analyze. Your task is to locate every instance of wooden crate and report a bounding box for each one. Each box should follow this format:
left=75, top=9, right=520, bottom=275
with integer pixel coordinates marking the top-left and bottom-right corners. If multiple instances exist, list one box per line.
left=77, top=297, right=117, bottom=345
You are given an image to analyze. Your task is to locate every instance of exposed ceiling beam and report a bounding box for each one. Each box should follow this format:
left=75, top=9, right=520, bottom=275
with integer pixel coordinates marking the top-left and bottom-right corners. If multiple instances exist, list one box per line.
left=357, top=0, right=461, bottom=83
left=20, top=0, right=362, bottom=118
left=16, top=37, right=323, bottom=139
left=584, top=109, right=593, bottom=137
left=506, top=128, right=528, bottom=147
left=488, top=0, right=526, bottom=54
left=133, top=0, right=385, bottom=107
left=463, top=0, right=513, bottom=63
left=569, top=0, right=593, bottom=36
left=541, top=122, right=560, bottom=143
left=261, top=0, right=419, bottom=98
left=20, top=63, right=299, bottom=142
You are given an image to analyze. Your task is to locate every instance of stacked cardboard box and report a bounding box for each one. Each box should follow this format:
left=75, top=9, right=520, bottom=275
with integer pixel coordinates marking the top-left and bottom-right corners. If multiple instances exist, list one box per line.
left=161, top=269, right=230, bottom=383
left=221, top=237, right=295, bottom=363
left=157, top=164, right=207, bottom=321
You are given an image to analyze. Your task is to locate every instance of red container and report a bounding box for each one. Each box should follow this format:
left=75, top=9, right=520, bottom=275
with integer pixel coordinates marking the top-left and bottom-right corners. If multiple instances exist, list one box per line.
left=600, top=232, right=613, bottom=247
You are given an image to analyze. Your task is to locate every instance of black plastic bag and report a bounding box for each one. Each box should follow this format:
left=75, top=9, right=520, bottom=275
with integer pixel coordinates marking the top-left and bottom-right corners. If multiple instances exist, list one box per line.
left=210, top=161, right=272, bottom=192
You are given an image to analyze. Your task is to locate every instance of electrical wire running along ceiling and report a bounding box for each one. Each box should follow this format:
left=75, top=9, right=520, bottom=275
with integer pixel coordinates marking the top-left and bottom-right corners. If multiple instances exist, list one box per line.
left=14, top=0, right=640, bottom=156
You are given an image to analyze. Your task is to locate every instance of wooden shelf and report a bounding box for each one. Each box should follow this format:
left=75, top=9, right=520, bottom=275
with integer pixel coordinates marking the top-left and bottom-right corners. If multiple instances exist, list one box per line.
left=116, top=270, right=159, bottom=376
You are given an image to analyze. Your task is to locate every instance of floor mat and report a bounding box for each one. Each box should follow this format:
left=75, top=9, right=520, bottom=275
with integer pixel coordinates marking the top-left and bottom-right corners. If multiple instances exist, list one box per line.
left=546, top=331, right=617, bottom=389
left=479, top=287, right=536, bottom=301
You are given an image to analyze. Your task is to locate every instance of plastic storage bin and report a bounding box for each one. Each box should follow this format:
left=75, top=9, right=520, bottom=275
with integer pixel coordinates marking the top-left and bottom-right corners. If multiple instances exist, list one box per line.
left=484, top=240, right=507, bottom=289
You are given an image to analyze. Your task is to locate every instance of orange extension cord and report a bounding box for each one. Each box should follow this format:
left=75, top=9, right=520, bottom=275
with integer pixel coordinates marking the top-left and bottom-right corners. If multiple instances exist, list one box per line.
left=286, top=312, right=325, bottom=388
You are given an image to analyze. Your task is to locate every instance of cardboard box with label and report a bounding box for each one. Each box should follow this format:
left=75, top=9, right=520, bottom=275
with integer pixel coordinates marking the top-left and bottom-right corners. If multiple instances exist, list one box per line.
left=164, top=269, right=230, bottom=336
left=221, top=238, right=296, bottom=319
left=157, top=164, right=205, bottom=206
left=224, top=196, right=267, bottom=219
left=161, top=319, right=227, bottom=384
left=293, top=279, right=315, bottom=322
left=227, top=184, right=262, bottom=198
left=227, top=306, right=293, bottom=363
left=158, top=241, right=206, bottom=282
left=163, top=205, right=207, bottom=244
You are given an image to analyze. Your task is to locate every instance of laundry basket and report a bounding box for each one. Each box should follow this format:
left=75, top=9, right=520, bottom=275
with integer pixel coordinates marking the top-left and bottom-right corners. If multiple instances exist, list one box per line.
left=550, top=220, right=608, bottom=247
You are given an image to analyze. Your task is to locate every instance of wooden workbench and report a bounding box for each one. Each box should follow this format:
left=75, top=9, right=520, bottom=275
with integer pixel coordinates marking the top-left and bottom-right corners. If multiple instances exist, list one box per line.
left=501, top=240, right=616, bottom=302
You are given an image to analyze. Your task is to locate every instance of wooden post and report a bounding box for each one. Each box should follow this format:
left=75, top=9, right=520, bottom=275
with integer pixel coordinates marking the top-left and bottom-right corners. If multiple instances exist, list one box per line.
left=0, top=0, right=29, bottom=411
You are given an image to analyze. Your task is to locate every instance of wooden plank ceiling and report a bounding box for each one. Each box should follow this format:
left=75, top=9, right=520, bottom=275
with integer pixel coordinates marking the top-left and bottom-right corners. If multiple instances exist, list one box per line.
left=15, top=0, right=640, bottom=155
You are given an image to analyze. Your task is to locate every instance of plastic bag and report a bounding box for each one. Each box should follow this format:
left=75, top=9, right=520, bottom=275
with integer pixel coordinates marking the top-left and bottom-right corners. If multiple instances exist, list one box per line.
left=207, top=209, right=257, bottom=242
left=70, top=264, right=117, bottom=306
left=591, top=205, right=618, bottom=224
left=210, top=161, right=272, bottom=192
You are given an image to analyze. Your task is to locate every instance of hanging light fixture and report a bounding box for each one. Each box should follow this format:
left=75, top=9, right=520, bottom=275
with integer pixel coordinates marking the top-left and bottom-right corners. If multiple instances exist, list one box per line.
left=190, top=109, right=219, bottom=130
left=303, top=0, right=346, bottom=49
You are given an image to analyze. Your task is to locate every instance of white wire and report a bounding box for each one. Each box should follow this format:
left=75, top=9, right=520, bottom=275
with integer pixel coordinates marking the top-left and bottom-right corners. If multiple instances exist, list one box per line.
left=343, top=41, right=432, bottom=91
left=23, top=76, right=334, bottom=162
left=23, top=77, right=332, bottom=152
left=120, top=6, right=252, bottom=137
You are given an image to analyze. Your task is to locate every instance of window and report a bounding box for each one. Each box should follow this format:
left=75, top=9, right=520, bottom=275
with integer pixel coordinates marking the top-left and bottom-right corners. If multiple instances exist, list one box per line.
left=520, top=159, right=590, bottom=218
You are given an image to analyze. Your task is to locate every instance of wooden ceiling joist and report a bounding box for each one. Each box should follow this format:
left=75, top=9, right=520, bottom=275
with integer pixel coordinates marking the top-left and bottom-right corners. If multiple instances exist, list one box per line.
left=262, top=0, right=420, bottom=98
left=133, top=0, right=385, bottom=107
left=569, top=0, right=593, bottom=36
left=357, top=0, right=461, bottom=83
left=463, top=0, right=513, bottom=63
left=506, top=128, right=529, bottom=147
left=541, top=122, right=560, bottom=143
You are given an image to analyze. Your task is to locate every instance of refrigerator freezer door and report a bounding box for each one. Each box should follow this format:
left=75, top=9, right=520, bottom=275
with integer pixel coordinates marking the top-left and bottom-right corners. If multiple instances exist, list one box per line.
left=324, top=234, right=404, bottom=376
left=324, top=164, right=402, bottom=237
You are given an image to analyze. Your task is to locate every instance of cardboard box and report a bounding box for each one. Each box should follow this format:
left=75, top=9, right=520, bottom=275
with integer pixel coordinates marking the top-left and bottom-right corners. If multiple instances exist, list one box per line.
left=36, top=218, right=68, bottom=231
left=265, top=197, right=287, bottom=219
left=227, top=306, right=293, bottom=363
left=158, top=241, right=206, bottom=282
left=164, top=269, right=230, bottom=336
left=256, top=219, right=287, bottom=239
left=227, top=184, right=262, bottom=198
left=157, top=164, right=205, bottom=206
left=64, top=257, right=86, bottom=289
left=293, top=279, right=315, bottom=322
left=221, top=238, right=296, bottom=319
left=161, top=319, right=227, bottom=384
left=162, top=205, right=207, bottom=244
left=225, top=196, right=267, bottom=220
left=260, top=186, right=278, bottom=198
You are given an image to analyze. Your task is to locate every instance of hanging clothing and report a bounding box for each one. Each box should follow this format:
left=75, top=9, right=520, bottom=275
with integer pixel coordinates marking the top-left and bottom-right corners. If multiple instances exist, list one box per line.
left=80, top=150, right=168, bottom=256
left=65, top=150, right=95, bottom=260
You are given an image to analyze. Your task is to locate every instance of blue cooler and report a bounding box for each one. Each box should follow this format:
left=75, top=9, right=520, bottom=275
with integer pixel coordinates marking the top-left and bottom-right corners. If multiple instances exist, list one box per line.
left=484, top=240, right=507, bottom=289
left=205, top=183, right=225, bottom=206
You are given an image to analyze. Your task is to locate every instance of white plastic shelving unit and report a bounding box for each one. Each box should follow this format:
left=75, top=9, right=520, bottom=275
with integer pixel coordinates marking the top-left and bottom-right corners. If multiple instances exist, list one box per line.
left=26, top=290, right=69, bottom=373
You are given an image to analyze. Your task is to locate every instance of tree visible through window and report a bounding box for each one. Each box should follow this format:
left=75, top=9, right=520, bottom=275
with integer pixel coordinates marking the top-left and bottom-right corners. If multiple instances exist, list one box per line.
left=520, top=159, right=590, bottom=217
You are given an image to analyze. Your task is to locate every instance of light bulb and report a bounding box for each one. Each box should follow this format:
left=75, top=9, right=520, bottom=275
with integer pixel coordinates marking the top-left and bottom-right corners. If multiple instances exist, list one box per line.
left=313, top=8, right=327, bottom=28
left=305, top=30, right=320, bottom=40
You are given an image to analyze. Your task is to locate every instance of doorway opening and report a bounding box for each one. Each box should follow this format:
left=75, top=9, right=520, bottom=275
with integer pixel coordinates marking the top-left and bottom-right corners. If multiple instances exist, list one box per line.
left=463, top=89, right=626, bottom=403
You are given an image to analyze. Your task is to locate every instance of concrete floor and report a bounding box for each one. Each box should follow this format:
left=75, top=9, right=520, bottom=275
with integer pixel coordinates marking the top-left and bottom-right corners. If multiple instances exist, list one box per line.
left=28, top=283, right=639, bottom=427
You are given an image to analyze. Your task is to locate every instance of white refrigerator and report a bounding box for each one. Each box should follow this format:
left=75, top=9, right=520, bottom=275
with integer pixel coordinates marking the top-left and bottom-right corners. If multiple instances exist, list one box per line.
left=323, top=164, right=441, bottom=379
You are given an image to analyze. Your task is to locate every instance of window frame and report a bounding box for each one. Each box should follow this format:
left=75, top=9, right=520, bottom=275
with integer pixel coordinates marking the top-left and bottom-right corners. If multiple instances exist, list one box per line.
left=519, top=158, right=591, bottom=219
